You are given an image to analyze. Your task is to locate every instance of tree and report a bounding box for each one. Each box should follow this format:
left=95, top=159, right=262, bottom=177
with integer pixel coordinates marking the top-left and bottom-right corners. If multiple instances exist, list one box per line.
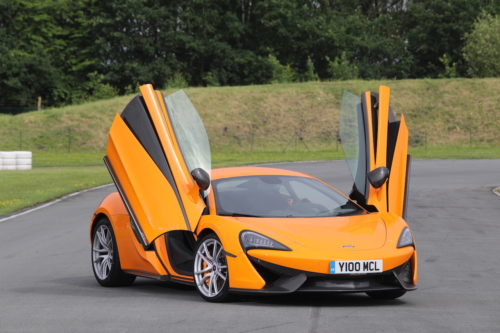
left=0, top=0, right=67, bottom=106
left=0, top=0, right=100, bottom=107
left=404, top=0, right=498, bottom=78
left=463, top=12, right=500, bottom=78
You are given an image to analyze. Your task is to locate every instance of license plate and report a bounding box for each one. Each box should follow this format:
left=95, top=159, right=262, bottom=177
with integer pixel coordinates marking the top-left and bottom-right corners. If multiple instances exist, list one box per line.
left=330, top=260, right=383, bottom=274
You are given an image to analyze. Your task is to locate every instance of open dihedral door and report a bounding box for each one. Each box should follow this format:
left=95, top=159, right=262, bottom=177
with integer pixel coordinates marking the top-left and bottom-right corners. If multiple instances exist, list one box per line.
left=104, top=84, right=211, bottom=248
left=339, top=86, right=411, bottom=219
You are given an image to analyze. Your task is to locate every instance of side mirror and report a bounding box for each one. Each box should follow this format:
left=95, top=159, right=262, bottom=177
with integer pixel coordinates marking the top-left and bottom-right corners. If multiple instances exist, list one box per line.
left=367, top=167, right=389, bottom=189
left=191, top=168, right=210, bottom=191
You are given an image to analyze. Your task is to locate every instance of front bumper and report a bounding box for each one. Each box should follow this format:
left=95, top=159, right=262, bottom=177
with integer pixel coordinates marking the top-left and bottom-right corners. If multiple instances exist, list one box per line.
left=229, top=256, right=417, bottom=294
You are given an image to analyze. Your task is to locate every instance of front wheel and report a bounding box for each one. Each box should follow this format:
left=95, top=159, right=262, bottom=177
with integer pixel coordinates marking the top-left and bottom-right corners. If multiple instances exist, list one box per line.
left=91, top=217, right=136, bottom=287
left=366, top=290, right=406, bottom=299
left=193, top=233, right=233, bottom=302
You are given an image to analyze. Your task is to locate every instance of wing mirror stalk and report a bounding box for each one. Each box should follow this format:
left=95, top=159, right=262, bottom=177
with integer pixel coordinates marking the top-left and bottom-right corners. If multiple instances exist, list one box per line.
left=367, top=167, right=389, bottom=189
left=191, top=168, right=210, bottom=191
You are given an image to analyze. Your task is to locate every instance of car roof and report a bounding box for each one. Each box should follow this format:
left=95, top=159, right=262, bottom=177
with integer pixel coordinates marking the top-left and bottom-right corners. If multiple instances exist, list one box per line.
left=211, top=166, right=315, bottom=181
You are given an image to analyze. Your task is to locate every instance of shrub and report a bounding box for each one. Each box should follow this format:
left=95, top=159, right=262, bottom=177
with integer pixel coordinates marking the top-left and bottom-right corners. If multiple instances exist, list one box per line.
left=463, top=12, right=500, bottom=78
left=300, top=56, right=319, bottom=82
left=438, top=54, right=458, bottom=78
left=166, top=71, right=188, bottom=89
left=268, top=55, right=296, bottom=84
left=326, top=52, right=359, bottom=81
left=203, top=72, right=220, bottom=87
left=71, top=72, right=118, bottom=104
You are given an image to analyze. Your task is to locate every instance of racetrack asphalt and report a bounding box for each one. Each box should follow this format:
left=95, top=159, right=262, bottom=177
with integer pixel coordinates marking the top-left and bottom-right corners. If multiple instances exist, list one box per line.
left=0, top=159, right=499, bottom=332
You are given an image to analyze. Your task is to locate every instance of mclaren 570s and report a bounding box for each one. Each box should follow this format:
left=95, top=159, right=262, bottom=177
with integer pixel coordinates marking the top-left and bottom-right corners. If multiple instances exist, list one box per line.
left=90, top=84, right=417, bottom=302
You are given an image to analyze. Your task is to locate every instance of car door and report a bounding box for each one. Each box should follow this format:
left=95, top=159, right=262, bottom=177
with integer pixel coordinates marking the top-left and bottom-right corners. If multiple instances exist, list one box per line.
left=105, top=84, right=210, bottom=248
left=339, top=85, right=411, bottom=219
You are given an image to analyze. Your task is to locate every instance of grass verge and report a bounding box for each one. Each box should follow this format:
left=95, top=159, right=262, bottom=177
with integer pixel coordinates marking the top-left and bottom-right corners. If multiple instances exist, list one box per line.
left=30, top=145, right=500, bottom=168
left=408, top=145, right=500, bottom=159
left=0, top=168, right=111, bottom=216
left=33, top=153, right=106, bottom=167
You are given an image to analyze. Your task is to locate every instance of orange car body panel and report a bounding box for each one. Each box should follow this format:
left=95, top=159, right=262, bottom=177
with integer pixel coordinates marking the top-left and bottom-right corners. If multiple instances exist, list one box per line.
left=387, top=115, right=409, bottom=217
left=140, top=85, right=205, bottom=232
left=367, top=86, right=389, bottom=212
left=107, top=114, right=188, bottom=242
left=91, top=193, right=163, bottom=276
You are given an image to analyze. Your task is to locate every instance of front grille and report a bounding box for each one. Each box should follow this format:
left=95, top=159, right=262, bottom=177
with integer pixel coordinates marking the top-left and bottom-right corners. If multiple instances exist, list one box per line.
left=298, top=273, right=401, bottom=292
left=248, top=255, right=406, bottom=292
left=398, top=260, right=412, bottom=284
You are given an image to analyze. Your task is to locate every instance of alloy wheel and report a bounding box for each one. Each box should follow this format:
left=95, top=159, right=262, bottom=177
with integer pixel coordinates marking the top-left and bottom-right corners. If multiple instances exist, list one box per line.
left=194, top=238, right=228, bottom=298
left=92, top=225, right=114, bottom=280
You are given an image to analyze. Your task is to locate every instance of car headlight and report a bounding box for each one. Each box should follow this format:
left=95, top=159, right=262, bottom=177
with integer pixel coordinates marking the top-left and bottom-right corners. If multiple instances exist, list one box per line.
left=397, top=227, right=414, bottom=248
left=240, top=230, right=291, bottom=251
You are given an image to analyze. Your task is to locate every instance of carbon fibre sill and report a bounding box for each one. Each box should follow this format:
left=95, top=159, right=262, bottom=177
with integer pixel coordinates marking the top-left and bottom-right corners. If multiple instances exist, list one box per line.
left=122, top=269, right=195, bottom=286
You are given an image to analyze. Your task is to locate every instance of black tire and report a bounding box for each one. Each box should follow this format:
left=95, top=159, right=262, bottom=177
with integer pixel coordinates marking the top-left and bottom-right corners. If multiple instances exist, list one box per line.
left=366, top=290, right=406, bottom=299
left=193, top=233, right=233, bottom=302
left=91, top=217, right=136, bottom=287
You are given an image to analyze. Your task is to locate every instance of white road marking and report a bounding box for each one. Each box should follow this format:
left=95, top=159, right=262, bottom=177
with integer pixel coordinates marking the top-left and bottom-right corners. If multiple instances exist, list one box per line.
left=0, top=184, right=113, bottom=223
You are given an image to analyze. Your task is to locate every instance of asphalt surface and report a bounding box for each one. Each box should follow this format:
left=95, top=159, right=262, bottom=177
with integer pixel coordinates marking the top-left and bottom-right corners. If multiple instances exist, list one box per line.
left=0, top=159, right=499, bottom=332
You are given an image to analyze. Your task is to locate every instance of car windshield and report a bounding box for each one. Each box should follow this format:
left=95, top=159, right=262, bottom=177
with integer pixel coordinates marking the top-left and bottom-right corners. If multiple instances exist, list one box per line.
left=213, top=175, right=364, bottom=218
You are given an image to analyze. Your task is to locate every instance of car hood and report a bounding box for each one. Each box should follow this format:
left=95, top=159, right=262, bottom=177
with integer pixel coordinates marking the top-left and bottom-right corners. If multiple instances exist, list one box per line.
left=234, top=213, right=387, bottom=251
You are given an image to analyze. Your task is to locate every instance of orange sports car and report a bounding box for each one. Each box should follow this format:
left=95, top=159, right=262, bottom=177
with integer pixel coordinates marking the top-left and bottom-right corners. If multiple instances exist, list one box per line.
left=90, top=84, right=417, bottom=302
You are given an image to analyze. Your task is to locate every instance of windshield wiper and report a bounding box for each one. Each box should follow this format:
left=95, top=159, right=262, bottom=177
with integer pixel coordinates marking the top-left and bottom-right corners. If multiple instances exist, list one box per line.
left=316, top=208, right=359, bottom=217
left=219, top=213, right=265, bottom=218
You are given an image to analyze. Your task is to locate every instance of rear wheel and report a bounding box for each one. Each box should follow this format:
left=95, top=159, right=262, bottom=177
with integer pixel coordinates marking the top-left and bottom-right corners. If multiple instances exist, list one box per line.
left=366, top=290, right=406, bottom=299
left=193, top=233, right=233, bottom=302
left=91, top=217, right=136, bottom=287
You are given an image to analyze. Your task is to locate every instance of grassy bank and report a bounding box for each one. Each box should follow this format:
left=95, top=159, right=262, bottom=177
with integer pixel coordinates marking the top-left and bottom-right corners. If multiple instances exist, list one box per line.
left=1, top=79, right=500, bottom=155
left=0, top=168, right=112, bottom=216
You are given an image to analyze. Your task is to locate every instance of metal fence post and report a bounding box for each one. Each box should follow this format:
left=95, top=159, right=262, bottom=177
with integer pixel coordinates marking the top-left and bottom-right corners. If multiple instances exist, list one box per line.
left=425, top=131, right=427, bottom=152
left=250, top=132, right=255, bottom=153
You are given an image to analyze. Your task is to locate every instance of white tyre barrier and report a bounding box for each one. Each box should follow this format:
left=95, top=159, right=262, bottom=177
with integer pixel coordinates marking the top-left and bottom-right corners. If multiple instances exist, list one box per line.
left=2, top=158, right=16, bottom=165
left=16, top=165, right=32, bottom=170
left=16, top=158, right=32, bottom=165
left=0, top=151, right=33, bottom=171
left=0, top=152, right=16, bottom=159
left=15, top=151, right=32, bottom=159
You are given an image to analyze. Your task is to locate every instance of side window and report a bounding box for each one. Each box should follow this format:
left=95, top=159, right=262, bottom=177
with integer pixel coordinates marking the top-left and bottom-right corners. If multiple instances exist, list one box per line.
left=289, top=181, right=337, bottom=208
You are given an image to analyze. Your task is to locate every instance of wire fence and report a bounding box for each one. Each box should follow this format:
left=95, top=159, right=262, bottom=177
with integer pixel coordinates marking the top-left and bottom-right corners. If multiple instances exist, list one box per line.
left=0, top=125, right=497, bottom=158
left=0, top=127, right=106, bottom=153
left=0, top=106, right=39, bottom=115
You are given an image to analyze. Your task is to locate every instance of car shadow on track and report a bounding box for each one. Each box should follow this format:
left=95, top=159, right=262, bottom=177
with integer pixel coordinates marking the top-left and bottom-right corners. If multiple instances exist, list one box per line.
left=237, top=292, right=407, bottom=307
left=11, top=276, right=198, bottom=302
left=15, top=276, right=407, bottom=307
